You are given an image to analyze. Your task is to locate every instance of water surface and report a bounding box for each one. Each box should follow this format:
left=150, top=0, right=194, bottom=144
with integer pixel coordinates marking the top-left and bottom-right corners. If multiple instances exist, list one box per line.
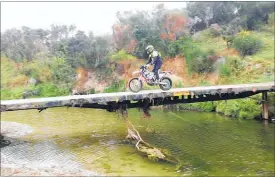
left=2, top=107, right=274, bottom=176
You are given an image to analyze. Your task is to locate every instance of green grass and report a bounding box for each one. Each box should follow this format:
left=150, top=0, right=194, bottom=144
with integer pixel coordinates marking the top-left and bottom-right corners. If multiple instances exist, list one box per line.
left=193, top=27, right=274, bottom=85
left=103, top=80, right=126, bottom=93
left=110, top=50, right=136, bottom=62
left=1, top=82, right=71, bottom=100
left=250, top=31, right=274, bottom=62
left=1, top=57, right=19, bottom=87
left=35, top=83, right=71, bottom=97
left=1, top=87, right=26, bottom=100
left=193, top=31, right=227, bottom=53
left=179, top=93, right=271, bottom=120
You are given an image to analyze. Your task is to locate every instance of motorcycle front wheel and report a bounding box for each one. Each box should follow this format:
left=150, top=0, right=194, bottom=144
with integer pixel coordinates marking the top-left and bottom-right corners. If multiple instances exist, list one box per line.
left=129, top=78, right=143, bottom=93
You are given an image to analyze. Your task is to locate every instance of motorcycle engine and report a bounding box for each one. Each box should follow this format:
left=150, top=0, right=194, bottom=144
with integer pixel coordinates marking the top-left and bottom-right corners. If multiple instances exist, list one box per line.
left=143, top=71, right=155, bottom=85
left=147, top=80, right=154, bottom=86
left=145, top=72, right=154, bottom=79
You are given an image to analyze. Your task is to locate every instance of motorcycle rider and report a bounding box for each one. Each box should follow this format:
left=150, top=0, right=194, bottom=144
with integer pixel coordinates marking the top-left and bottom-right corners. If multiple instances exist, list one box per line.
left=144, top=45, right=163, bottom=83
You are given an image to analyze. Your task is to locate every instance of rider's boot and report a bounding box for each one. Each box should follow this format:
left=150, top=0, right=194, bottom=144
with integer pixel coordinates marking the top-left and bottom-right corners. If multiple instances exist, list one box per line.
left=154, top=77, right=160, bottom=84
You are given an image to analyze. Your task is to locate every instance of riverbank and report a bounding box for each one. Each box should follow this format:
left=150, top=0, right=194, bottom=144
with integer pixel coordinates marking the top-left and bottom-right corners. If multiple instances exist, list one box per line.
left=0, top=121, right=103, bottom=176
left=162, top=92, right=275, bottom=120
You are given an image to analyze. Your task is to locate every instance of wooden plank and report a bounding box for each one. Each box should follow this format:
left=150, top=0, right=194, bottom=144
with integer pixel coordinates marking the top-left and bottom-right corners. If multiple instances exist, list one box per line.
left=1, top=82, right=274, bottom=112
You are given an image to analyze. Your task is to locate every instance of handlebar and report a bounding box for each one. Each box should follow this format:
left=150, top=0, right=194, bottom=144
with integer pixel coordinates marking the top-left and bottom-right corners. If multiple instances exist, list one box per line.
left=140, top=65, right=147, bottom=70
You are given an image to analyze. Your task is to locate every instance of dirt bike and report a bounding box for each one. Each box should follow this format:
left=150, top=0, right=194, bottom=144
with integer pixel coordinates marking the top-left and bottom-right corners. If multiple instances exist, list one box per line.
left=128, top=65, right=173, bottom=93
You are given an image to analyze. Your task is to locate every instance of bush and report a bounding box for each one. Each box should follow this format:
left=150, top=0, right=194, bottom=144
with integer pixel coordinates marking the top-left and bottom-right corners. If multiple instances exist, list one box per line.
left=203, top=28, right=221, bottom=38
left=20, top=60, right=52, bottom=82
left=35, top=83, right=71, bottom=97
left=1, top=87, right=26, bottom=100
left=227, top=56, right=245, bottom=70
left=216, top=100, right=239, bottom=117
left=168, top=38, right=216, bottom=74
left=104, top=80, right=126, bottom=93
left=219, top=63, right=231, bottom=77
left=188, top=49, right=216, bottom=74
left=49, top=57, right=76, bottom=84
left=180, top=102, right=217, bottom=112
left=219, top=56, right=245, bottom=77
left=7, top=75, right=29, bottom=87
left=222, top=18, right=245, bottom=36
left=110, top=50, right=136, bottom=62
left=232, top=31, right=263, bottom=56
left=216, top=98, right=261, bottom=119
left=168, top=39, right=189, bottom=57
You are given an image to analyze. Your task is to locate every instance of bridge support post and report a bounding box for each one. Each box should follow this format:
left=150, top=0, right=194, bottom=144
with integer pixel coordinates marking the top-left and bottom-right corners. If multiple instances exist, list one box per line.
left=262, top=92, right=269, bottom=120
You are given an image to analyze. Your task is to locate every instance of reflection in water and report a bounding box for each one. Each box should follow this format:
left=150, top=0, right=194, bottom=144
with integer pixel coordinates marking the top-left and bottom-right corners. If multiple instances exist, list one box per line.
left=1, top=107, right=274, bottom=176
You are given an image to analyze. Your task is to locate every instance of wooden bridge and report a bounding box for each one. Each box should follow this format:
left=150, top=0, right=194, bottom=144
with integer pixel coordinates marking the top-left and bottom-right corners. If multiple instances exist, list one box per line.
left=1, top=82, right=274, bottom=119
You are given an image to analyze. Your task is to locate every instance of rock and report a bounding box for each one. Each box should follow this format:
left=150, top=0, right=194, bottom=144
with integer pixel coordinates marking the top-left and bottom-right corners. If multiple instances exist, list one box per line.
left=218, top=57, right=226, bottom=65
left=28, top=77, right=39, bottom=85
left=1, top=121, right=33, bottom=138
left=210, top=23, right=222, bottom=31
left=22, top=89, right=40, bottom=99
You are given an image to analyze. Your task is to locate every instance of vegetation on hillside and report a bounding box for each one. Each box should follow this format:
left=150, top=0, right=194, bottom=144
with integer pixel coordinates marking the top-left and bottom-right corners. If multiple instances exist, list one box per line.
left=1, top=2, right=274, bottom=119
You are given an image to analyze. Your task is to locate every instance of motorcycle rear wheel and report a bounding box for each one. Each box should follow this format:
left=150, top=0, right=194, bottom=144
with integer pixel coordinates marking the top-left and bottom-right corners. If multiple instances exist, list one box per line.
left=159, top=77, right=172, bottom=91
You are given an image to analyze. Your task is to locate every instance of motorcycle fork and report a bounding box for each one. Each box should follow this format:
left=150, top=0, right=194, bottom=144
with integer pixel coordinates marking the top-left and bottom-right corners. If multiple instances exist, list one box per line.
left=139, top=75, right=145, bottom=82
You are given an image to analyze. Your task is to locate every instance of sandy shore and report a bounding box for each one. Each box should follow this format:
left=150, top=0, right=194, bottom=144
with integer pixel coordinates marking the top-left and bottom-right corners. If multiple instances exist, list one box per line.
left=1, top=121, right=103, bottom=176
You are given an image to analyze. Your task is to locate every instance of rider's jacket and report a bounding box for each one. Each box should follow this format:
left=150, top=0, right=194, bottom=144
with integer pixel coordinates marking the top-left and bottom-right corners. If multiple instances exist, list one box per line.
left=146, top=51, right=162, bottom=66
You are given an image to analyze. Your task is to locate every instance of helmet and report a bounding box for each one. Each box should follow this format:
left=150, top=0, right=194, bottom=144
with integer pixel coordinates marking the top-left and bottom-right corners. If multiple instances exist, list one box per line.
left=145, top=45, right=154, bottom=54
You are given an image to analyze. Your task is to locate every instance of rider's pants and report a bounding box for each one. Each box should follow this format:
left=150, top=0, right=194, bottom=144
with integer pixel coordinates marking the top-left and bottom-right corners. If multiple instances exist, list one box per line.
left=152, top=60, right=163, bottom=80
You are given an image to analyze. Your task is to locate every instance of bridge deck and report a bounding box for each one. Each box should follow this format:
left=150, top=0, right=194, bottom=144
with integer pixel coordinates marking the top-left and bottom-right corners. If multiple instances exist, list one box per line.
left=1, top=82, right=274, bottom=112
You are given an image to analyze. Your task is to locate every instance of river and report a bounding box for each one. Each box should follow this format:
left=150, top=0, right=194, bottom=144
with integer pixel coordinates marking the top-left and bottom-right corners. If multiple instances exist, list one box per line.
left=1, top=107, right=274, bottom=176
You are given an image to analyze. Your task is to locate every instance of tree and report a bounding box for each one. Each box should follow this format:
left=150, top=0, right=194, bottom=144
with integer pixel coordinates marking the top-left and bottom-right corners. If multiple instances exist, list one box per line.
left=236, top=2, right=275, bottom=30
left=187, top=2, right=238, bottom=31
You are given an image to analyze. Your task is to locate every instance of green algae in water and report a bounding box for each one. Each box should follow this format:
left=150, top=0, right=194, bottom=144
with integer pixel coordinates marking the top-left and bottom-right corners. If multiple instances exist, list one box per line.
left=1, top=107, right=274, bottom=176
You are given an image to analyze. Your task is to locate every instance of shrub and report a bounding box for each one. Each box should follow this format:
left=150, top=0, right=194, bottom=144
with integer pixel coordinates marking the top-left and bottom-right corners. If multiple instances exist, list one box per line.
left=227, top=56, right=245, bottom=70
left=1, top=87, right=26, bottom=100
left=180, top=102, right=217, bottom=112
left=232, top=31, right=263, bottom=56
left=188, top=50, right=216, bottom=74
left=7, top=75, right=29, bottom=87
left=168, top=38, right=216, bottom=74
left=216, top=98, right=261, bottom=119
left=219, top=56, right=245, bottom=77
left=104, top=80, right=126, bottom=93
left=219, top=63, right=231, bottom=77
left=167, top=37, right=194, bottom=57
left=49, top=57, right=76, bottom=84
left=203, top=28, right=221, bottom=38
left=35, top=83, right=71, bottom=97
left=110, top=50, right=136, bottom=62
left=20, top=60, right=52, bottom=82
left=216, top=100, right=239, bottom=117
